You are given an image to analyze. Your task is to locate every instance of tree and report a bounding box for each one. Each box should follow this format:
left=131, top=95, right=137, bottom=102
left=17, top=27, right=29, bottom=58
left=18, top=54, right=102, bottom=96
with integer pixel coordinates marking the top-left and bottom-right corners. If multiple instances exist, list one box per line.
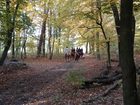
left=0, top=0, right=29, bottom=65
left=20, top=13, right=33, bottom=59
left=37, top=1, right=48, bottom=57
left=0, top=0, right=20, bottom=65
left=110, top=1, right=120, bottom=64
left=96, top=31, right=101, bottom=59
left=96, top=0, right=111, bottom=68
left=120, top=0, right=138, bottom=105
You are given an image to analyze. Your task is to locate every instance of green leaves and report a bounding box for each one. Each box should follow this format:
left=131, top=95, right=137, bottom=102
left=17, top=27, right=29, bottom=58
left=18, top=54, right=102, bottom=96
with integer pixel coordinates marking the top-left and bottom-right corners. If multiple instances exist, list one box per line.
left=66, top=70, right=85, bottom=88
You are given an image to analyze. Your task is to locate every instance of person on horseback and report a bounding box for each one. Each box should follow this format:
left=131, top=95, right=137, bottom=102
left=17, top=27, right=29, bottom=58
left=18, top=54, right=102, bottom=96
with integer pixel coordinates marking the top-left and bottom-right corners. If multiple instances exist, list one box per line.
left=75, top=47, right=80, bottom=61
left=80, top=48, right=84, bottom=58
left=71, top=47, right=75, bottom=60
left=64, top=46, right=71, bottom=62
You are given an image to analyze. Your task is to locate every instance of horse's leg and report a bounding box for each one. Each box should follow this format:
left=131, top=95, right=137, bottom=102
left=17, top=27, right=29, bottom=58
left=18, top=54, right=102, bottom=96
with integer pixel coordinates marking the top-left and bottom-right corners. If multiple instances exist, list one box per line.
left=78, top=54, right=80, bottom=61
left=69, top=54, right=71, bottom=61
left=70, top=54, right=73, bottom=61
left=71, top=54, right=74, bottom=60
left=69, top=55, right=71, bottom=61
left=75, top=53, right=80, bottom=61
left=75, top=54, right=78, bottom=61
left=65, top=54, right=69, bottom=62
left=73, top=53, right=75, bottom=60
left=72, top=55, right=74, bottom=60
left=71, top=53, right=75, bottom=60
left=67, top=54, right=69, bottom=62
left=64, top=54, right=67, bottom=62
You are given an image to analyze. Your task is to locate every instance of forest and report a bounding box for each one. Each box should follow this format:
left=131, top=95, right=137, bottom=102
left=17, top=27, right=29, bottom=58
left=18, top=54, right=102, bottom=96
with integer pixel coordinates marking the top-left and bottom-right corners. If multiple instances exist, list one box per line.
left=0, top=0, right=140, bottom=105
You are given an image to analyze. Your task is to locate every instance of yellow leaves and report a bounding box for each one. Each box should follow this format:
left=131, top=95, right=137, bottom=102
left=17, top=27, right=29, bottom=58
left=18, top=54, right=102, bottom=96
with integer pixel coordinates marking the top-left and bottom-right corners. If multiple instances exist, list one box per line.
left=21, top=0, right=119, bottom=49
left=26, top=37, right=36, bottom=48
left=26, top=3, right=33, bottom=11
left=104, top=0, right=118, bottom=3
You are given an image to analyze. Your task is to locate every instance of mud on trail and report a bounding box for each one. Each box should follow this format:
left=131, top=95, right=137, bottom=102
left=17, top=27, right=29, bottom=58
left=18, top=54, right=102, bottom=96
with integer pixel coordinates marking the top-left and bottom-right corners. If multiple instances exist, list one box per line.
left=0, top=56, right=122, bottom=105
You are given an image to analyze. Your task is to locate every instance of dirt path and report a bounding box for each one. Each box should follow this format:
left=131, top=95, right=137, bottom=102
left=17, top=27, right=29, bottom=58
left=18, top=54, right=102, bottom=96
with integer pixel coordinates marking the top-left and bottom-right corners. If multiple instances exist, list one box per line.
left=0, top=56, right=110, bottom=105
left=0, top=62, right=70, bottom=105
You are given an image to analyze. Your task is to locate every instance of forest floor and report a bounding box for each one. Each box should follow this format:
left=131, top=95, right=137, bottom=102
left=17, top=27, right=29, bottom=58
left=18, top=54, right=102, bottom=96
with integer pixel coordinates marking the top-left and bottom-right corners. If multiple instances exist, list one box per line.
left=0, top=54, right=125, bottom=105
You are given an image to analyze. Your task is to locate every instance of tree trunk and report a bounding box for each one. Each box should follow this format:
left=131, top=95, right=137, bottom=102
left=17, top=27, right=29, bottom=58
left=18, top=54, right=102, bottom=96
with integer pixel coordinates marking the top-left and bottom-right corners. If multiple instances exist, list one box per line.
left=89, top=43, right=92, bottom=54
left=120, top=0, right=138, bottom=105
left=106, top=41, right=111, bottom=69
left=16, top=36, right=21, bottom=58
left=48, top=25, right=52, bottom=60
left=100, top=24, right=111, bottom=68
left=110, top=2, right=121, bottom=65
left=21, top=30, right=27, bottom=59
left=0, top=34, right=12, bottom=65
left=0, top=1, right=19, bottom=65
left=49, top=36, right=55, bottom=60
left=86, top=40, right=88, bottom=54
left=57, top=28, right=61, bottom=54
left=55, top=29, right=60, bottom=54
left=12, top=31, right=15, bottom=59
left=96, top=31, right=101, bottom=60
left=89, top=35, right=95, bottom=55
left=43, top=29, right=46, bottom=56
left=0, top=43, right=2, bottom=54
left=37, top=3, right=48, bottom=57
left=96, top=0, right=111, bottom=67
left=37, top=18, right=46, bottom=57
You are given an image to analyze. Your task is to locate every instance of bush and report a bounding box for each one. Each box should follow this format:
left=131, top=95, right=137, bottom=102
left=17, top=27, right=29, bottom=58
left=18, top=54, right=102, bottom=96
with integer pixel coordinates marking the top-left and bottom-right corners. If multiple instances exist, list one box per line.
left=66, top=70, right=85, bottom=88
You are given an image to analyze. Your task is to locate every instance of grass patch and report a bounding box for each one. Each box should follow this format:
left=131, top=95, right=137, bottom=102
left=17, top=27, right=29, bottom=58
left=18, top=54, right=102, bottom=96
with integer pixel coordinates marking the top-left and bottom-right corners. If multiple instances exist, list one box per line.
left=66, top=70, right=85, bottom=88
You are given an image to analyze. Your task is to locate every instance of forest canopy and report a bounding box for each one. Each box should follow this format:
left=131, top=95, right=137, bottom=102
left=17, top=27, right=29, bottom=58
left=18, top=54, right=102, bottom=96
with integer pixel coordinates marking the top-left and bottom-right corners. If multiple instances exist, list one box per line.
left=0, top=0, right=140, bottom=60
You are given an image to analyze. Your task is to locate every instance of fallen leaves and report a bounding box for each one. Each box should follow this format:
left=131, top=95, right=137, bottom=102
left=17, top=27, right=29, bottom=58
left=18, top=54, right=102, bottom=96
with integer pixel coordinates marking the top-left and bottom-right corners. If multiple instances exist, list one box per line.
left=0, top=56, right=123, bottom=105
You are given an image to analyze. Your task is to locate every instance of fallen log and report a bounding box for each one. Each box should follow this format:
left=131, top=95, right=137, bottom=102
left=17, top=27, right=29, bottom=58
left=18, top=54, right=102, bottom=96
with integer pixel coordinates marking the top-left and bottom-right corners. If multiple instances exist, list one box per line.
left=82, top=70, right=122, bottom=88
left=111, top=59, right=119, bottom=62
left=92, top=73, right=122, bottom=84
left=83, top=80, right=122, bottom=104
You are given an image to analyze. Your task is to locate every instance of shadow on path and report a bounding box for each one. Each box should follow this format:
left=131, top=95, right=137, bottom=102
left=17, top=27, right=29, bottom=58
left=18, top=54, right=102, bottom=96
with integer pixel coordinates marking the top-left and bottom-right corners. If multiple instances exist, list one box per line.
left=0, top=61, right=79, bottom=105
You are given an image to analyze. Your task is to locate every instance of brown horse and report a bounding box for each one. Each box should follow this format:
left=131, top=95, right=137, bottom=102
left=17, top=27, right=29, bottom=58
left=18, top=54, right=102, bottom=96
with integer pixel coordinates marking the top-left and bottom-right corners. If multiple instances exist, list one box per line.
left=65, top=53, right=71, bottom=62
left=64, top=47, right=71, bottom=62
left=64, top=47, right=84, bottom=62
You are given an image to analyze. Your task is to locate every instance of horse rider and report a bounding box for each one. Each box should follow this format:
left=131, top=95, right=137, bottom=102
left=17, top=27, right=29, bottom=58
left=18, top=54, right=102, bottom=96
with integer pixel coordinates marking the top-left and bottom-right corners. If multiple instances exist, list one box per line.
left=64, top=46, right=71, bottom=61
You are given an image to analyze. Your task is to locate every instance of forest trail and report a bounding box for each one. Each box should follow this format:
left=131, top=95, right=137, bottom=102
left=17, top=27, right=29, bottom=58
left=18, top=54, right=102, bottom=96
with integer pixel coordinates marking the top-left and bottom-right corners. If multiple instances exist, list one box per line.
left=0, top=55, right=120, bottom=105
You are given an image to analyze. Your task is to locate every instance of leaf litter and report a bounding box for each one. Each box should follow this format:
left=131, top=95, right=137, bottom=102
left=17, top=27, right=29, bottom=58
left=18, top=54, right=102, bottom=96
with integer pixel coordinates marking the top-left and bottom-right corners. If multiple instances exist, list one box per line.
left=0, top=56, right=123, bottom=105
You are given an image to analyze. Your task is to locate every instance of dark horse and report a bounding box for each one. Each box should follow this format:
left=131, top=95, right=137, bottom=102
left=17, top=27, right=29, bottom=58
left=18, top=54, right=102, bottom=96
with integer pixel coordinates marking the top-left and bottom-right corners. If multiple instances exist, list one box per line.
left=71, top=48, right=75, bottom=60
left=72, top=48, right=84, bottom=61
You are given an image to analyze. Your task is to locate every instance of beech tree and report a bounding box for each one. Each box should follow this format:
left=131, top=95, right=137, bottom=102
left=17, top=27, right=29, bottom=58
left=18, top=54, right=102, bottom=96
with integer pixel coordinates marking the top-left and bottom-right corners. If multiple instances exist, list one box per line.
left=120, top=0, right=138, bottom=105
left=37, top=0, right=49, bottom=57
left=0, top=0, right=29, bottom=65
left=0, top=0, right=20, bottom=65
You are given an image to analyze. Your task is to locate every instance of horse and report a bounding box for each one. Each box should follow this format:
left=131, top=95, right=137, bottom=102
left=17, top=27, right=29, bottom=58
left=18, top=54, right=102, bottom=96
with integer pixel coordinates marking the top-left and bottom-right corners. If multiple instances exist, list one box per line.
left=79, top=48, right=84, bottom=58
left=74, top=48, right=84, bottom=61
left=64, top=47, right=84, bottom=62
left=64, top=47, right=71, bottom=62
left=70, top=48, right=75, bottom=60
left=75, top=51, right=80, bottom=61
